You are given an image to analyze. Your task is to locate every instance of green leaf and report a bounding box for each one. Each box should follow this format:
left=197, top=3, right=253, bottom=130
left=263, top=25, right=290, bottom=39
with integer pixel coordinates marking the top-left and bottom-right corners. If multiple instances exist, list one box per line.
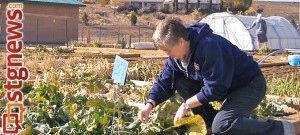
left=100, top=114, right=110, bottom=125
left=19, top=126, right=41, bottom=135
left=150, top=126, right=162, bottom=133
left=126, top=119, right=141, bottom=130
left=49, top=127, right=59, bottom=134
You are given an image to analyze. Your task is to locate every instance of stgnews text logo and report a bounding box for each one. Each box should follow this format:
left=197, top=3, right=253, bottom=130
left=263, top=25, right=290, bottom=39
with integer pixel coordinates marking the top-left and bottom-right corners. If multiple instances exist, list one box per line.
left=1, top=3, right=28, bottom=134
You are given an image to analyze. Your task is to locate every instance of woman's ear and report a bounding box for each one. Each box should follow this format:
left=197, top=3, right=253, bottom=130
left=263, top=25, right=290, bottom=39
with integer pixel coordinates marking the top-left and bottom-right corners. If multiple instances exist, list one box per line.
left=179, top=38, right=184, bottom=46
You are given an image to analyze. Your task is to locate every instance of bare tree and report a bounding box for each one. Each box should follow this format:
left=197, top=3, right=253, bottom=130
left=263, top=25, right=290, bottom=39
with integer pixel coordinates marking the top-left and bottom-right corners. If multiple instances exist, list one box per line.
left=185, top=0, right=189, bottom=14
left=197, top=0, right=200, bottom=11
left=174, top=0, right=178, bottom=13
left=209, top=0, right=213, bottom=12
left=220, top=0, right=223, bottom=12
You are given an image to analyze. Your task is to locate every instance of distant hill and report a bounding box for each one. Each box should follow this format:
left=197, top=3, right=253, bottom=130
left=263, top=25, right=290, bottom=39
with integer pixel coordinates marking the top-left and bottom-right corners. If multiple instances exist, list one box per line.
left=79, top=1, right=299, bottom=26
left=251, top=1, right=299, bottom=21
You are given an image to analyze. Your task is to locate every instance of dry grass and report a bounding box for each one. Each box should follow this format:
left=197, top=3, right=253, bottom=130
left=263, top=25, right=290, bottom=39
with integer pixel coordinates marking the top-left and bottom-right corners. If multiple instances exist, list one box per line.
left=0, top=54, right=5, bottom=69
left=79, top=4, right=204, bottom=26
left=80, top=2, right=299, bottom=27
left=24, top=55, right=40, bottom=73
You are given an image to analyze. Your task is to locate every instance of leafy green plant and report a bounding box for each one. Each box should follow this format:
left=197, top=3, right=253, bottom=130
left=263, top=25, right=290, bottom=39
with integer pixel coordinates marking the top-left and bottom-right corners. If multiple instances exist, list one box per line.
left=52, top=46, right=64, bottom=54
left=82, top=12, right=89, bottom=25
left=267, top=73, right=300, bottom=98
left=244, top=7, right=256, bottom=15
left=257, top=46, right=273, bottom=55
left=172, top=115, right=206, bottom=134
left=129, top=11, right=137, bottom=25
left=68, top=40, right=90, bottom=47
left=21, top=82, right=34, bottom=94
left=92, top=40, right=102, bottom=48
left=18, top=53, right=299, bottom=134
left=22, top=81, right=139, bottom=134
left=251, top=99, right=284, bottom=119
left=190, top=9, right=200, bottom=20
left=128, top=61, right=162, bottom=81
left=35, top=44, right=48, bottom=53
left=132, top=85, right=152, bottom=102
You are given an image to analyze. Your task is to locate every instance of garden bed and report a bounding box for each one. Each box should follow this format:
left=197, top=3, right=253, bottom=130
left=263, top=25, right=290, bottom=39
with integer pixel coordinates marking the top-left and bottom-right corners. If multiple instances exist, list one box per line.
left=0, top=47, right=300, bottom=134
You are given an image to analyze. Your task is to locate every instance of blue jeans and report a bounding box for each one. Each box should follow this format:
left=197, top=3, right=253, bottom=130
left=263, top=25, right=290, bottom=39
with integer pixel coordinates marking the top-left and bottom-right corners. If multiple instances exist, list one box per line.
left=175, top=75, right=284, bottom=135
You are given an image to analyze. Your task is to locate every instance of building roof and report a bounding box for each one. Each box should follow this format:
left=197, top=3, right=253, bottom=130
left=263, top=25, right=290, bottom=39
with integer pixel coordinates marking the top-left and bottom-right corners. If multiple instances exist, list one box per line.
left=1, top=0, right=86, bottom=7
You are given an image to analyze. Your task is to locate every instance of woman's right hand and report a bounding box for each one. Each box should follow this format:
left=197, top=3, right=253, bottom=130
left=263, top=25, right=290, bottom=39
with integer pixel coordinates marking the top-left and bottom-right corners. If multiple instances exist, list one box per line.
left=138, top=103, right=153, bottom=123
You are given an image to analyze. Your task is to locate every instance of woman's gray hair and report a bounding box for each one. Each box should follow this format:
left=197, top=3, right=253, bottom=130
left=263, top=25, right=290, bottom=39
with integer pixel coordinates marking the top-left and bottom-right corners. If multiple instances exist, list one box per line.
left=152, top=19, right=189, bottom=49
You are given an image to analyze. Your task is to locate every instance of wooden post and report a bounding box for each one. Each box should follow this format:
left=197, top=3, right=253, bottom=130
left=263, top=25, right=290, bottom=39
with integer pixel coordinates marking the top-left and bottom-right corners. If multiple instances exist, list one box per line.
left=66, top=19, right=68, bottom=46
left=52, top=19, right=55, bottom=48
left=138, top=25, right=140, bottom=42
left=99, top=27, right=101, bottom=41
left=87, top=28, right=91, bottom=44
left=36, top=19, right=38, bottom=45
left=81, top=27, right=84, bottom=42
left=118, top=26, right=120, bottom=45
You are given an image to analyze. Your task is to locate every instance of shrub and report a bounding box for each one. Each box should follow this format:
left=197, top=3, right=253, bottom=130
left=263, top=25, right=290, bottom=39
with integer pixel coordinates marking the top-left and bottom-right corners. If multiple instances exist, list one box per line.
left=82, top=12, right=89, bottom=25
left=143, top=6, right=156, bottom=14
left=52, top=47, right=64, bottom=54
left=97, top=18, right=106, bottom=24
left=290, top=19, right=297, bottom=28
left=177, top=9, right=187, bottom=15
left=98, top=0, right=109, bottom=6
left=141, top=15, right=150, bottom=20
left=137, top=9, right=143, bottom=16
left=258, top=46, right=273, bottom=55
left=68, top=40, right=89, bottom=47
left=191, top=9, right=200, bottom=20
left=256, top=8, right=263, bottom=14
left=229, top=0, right=252, bottom=12
left=160, top=7, right=171, bottom=14
left=35, top=44, right=48, bottom=53
left=153, top=12, right=165, bottom=20
left=128, top=5, right=139, bottom=13
left=117, top=5, right=127, bottom=12
left=129, top=11, right=137, bottom=25
left=92, top=40, right=102, bottom=48
left=244, top=7, right=256, bottom=16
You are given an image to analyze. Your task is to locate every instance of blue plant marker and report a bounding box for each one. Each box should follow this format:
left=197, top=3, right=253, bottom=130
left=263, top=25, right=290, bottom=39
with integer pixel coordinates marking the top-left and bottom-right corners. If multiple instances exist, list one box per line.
left=112, top=55, right=128, bottom=85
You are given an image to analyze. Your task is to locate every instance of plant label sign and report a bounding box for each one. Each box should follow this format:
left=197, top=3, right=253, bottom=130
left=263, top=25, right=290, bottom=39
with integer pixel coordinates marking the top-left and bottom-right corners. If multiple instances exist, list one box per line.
left=112, top=55, right=128, bottom=85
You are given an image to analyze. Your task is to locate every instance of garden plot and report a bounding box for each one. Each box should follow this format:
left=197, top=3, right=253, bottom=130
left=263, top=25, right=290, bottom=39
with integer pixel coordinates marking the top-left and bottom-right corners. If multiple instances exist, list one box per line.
left=0, top=46, right=300, bottom=134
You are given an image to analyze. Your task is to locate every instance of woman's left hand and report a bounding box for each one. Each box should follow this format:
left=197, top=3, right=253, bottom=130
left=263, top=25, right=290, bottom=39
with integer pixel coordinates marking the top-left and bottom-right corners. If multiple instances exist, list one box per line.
left=173, top=104, right=188, bottom=124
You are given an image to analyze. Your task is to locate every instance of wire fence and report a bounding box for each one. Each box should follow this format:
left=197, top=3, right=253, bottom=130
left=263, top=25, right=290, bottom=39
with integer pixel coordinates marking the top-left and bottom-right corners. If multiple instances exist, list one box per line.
left=78, top=25, right=155, bottom=47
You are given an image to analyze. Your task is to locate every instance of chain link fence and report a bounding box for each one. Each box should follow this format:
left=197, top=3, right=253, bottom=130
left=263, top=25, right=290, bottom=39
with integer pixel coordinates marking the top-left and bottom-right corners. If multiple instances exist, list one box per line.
left=78, top=25, right=155, bottom=47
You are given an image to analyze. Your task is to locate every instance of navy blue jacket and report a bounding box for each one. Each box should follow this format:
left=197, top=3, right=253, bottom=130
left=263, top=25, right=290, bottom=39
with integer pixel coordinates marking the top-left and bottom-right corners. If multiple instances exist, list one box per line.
left=148, top=22, right=262, bottom=105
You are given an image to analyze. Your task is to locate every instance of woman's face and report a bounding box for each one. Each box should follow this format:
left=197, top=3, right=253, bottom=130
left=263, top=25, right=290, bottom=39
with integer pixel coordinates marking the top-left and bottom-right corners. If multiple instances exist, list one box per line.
left=160, top=38, right=190, bottom=60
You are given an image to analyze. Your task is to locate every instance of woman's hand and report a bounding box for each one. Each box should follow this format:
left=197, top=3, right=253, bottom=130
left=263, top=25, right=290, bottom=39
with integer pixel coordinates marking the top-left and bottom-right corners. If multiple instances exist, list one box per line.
left=174, top=96, right=202, bottom=124
left=138, top=101, right=154, bottom=123
left=173, top=103, right=189, bottom=124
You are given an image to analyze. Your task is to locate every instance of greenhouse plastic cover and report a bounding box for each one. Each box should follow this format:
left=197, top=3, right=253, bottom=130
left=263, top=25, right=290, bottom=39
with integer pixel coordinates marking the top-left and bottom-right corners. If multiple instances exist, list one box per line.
left=201, top=12, right=300, bottom=50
